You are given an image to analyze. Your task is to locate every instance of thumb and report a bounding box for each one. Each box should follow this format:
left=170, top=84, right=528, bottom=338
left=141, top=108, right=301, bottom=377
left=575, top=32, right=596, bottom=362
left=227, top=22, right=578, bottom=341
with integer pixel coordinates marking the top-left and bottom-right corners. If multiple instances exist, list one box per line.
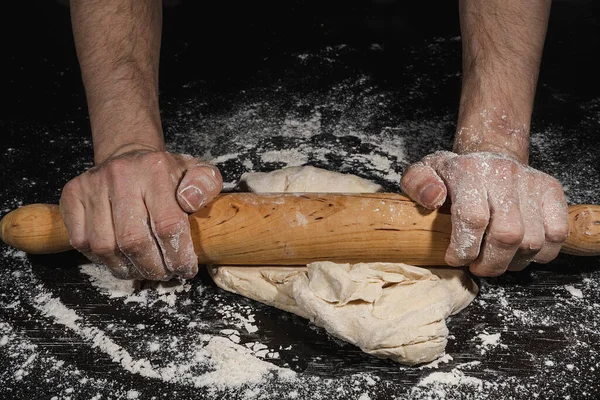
left=400, top=162, right=447, bottom=209
left=176, top=164, right=223, bottom=213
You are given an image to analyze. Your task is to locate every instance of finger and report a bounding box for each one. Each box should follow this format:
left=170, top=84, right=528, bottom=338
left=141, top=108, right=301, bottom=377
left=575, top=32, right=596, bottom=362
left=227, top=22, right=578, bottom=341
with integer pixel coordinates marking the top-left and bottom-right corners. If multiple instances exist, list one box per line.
left=84, top=194, right=143, bottom=280
left=400, top=162, right=447, bottom=209
left=444, top=183, right=490, bottom=266
left=534, top=181, right=570, bottom=263
left=470, top=196, right=524, bottom=277
left=508, top=198, right=545, bottom=271
left=59, top=181, right=89, bottom=254
left=111, top=187, right=172, bottom=281
left=176, top=164, right=223, bottom=213
left=146, top=189, right=198, bottom=279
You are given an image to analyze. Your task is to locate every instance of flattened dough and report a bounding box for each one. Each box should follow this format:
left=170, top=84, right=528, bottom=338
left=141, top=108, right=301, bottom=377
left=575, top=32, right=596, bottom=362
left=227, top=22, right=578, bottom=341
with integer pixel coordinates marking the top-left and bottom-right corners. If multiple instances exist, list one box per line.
left=210, top=165, right=478, bottom=365
left=210, top=262, right=477, bottom=365
left=238, top=165, right=383, bottom=193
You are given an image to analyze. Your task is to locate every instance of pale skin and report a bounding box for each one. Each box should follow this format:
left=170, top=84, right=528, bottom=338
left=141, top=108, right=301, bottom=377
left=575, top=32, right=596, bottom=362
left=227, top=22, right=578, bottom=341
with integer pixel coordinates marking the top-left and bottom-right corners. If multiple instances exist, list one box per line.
left=401, top=0, right=569, bottom=277
left=61, top=0, right=568, bottom=281
left=61, top=0, right=223, bottom=280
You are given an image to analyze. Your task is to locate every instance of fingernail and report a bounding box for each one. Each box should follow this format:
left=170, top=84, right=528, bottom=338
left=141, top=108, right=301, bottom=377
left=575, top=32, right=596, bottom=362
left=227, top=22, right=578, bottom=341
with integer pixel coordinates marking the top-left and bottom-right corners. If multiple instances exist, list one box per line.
left=179, top=185, right=205, bottom=210
left=420, top=184, right=444, bottom=208
left=197, top=169, right=220, bottom=193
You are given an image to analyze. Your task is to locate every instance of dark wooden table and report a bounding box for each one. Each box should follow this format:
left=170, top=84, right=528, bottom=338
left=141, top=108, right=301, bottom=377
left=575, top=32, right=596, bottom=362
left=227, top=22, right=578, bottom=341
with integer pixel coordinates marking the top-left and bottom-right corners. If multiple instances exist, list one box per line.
left=1, top=1, right=599, bottom=399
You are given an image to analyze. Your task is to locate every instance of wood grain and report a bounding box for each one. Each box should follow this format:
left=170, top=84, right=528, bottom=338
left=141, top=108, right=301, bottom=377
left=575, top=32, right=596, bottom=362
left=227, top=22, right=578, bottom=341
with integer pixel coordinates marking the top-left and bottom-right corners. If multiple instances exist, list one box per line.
left=1, top=193, right=599, bottom=263
left=561, top=204, right=600, bottom=256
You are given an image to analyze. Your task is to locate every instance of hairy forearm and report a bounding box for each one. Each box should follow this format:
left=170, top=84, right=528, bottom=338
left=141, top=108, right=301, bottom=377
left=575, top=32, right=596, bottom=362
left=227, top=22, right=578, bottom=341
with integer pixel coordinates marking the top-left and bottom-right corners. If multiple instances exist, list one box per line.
left=455, top=0, right=551, bottom=164
left=70, top=0, right=164, bottom=165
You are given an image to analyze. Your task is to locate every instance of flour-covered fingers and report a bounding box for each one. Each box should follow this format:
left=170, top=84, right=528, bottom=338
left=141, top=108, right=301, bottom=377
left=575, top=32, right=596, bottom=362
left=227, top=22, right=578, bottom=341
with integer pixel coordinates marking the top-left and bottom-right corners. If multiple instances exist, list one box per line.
left=508, top=198, right=545, bottom=271
left=470, top=195, right=524, bottom=277
left=399, top=150, right=567, bottom=277
left=534, top=180, right=570, bottom=263
left=85, top=194, right=143, bottom=279
left=109, top=173, right=172, bottom=281
left=60, top=179, right=103, bottom=267
left=146, top=188, right=197, bottom=279
left=59, top=180, right=89, bottom=255
left=445, top=185, right=490, bottom=266
left=60, top=177, right=142, bottom=279
left=400, top=162, right=447, bottom=210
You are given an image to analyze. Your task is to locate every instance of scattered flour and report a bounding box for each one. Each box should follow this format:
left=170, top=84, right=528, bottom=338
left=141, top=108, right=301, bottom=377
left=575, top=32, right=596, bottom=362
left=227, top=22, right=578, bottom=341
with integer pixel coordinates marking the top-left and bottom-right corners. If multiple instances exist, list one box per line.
left=419, top=353, right=453, bottom=369
left=79, top=263, right=192, bottom=307
left=127, top=390, right=140, bottom=399
left=564, top=285, right=584, bottom=298
left=80, top=264, right=138, bottom=298
left=416, top=368, right=484, bottom=389
left=2, top=38, right=600, bottom=399
left=475, top=332, right=507, bottom=355
left=32, top=288, right=294, bottom=389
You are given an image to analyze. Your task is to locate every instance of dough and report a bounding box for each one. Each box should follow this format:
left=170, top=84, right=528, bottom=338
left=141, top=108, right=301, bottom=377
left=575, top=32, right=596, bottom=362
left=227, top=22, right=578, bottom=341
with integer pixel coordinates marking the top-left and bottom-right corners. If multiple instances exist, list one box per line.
left=238, top=165, right=383, bottom=193
left=210, top=165, right=478, bottom=365
left=210, top=262, right=477, bottom=365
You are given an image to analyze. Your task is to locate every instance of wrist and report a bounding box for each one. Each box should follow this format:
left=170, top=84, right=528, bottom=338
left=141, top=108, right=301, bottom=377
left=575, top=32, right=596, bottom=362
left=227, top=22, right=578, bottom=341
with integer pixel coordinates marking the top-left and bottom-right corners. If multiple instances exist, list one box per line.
left=454, top=110, right=530, bottom=165
left=101, top=142, right=166, bottom=163
left=89, top=97, right=165, bottom=165
left=92, top=121, right=165, bottom=165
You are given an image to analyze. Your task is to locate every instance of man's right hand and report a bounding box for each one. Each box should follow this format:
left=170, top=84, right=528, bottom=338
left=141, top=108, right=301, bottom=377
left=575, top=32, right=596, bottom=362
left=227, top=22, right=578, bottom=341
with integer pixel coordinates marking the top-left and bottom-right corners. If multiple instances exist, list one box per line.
left=59, top=150, right=222, bottom=281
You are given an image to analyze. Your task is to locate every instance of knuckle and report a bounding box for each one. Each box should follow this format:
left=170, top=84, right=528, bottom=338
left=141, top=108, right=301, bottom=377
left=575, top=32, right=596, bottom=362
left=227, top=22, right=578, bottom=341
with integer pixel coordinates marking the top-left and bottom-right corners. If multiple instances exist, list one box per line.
left=491, top=227, right=525, bottom=246
left=452, top=205, right=490, bottom=230
left=69, top=236, right=90, bottom=251
left=545, top=224, right=570, bottom=243
left=542, top=178, right=567, bottom=200
left=546, top=176, right=564, bottom=191
left=60, top=179, right=83, bottom=203
left=117, top=231, right=152, bottom=255
left=89, top=241, right=117, bottom=257
left=107, top=158, right=132, bottom=179
left=147, top=154, right=169, bottom=172
left=520, top=235, right=545, bottom=252
left=61, top=179, right=77, bottom=197
left=153, top=215, right=188, bottom=238
left=143, top=151, right=171, bottom=171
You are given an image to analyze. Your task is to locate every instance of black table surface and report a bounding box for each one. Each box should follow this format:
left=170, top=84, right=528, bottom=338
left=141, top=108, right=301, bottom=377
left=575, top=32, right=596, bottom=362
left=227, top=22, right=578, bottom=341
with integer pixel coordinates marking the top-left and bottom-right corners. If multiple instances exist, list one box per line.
left=1, top=1, right=599, bottom=399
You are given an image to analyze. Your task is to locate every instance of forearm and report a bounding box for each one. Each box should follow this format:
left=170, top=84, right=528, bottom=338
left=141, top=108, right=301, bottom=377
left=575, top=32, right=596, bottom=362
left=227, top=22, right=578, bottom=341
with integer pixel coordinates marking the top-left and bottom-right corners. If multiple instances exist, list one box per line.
left=455, top=0, right=551, bottom=164
left=70, top=0, right=164, bottom=165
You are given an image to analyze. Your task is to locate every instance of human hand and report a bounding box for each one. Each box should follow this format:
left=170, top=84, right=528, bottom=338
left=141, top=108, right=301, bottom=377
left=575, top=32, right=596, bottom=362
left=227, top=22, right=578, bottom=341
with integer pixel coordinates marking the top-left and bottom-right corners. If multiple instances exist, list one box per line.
left=59, top=150, right=222, bottom=281
left=400, top=151, right=569, bottom=277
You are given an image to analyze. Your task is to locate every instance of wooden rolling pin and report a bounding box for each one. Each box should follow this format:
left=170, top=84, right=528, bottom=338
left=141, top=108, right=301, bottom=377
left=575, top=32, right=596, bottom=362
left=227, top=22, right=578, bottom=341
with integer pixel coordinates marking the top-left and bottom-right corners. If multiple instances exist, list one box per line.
left=1, top=193, right=599, bottom=265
